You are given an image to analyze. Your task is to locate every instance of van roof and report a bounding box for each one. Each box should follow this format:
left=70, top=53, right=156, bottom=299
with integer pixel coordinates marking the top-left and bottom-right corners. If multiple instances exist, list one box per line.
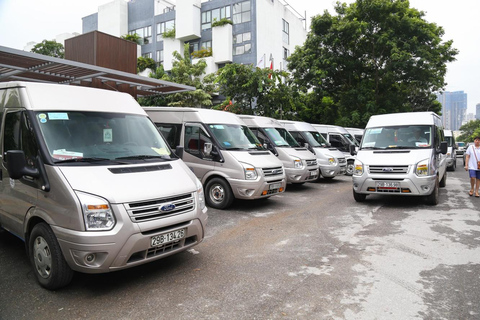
left=278, top=120, right=316, bottom=132
left=237, top=115, right=283, bottom=128
left=311, top=124, right=349, bottom=134
left=143, top=107, right=245, bottom=125
left=2, top=81, right=145, bottom=115
left=366, top=112, right=440, bottom=128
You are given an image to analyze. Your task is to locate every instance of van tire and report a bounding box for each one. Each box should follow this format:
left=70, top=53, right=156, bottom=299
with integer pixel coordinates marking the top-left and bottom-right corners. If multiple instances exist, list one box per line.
left=425, top=176, right=439, bottom=205
left=29, top=223, right=74, bottom=290
left=353, top=189, right=367, bottom=202
left=205, top=178, right=234, bottom=210
left=439, top=171, right=447, bottom=188
left=345, top=160, right=354, bottom=176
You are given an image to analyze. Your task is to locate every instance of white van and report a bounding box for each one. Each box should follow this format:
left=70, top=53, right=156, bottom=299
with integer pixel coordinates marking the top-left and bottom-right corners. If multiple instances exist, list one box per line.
left=145, top=107, right=287, bottom=209
left=0, top=82, right=208, bottom=289
left=444, top=129, right=457, bottom=171
left=351, top=112, right=448, bottom=205
left=279, top=120, right=346, bottom=178
left=345, top=127, right=364, bottom=144
left=238, top=115, right=319, bottom=184
left=312, top=124, right=358, bottom=175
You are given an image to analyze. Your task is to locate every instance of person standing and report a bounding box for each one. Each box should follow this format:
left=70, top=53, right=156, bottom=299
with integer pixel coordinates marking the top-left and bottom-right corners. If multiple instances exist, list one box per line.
left=464, top=136, right=480, bottom=197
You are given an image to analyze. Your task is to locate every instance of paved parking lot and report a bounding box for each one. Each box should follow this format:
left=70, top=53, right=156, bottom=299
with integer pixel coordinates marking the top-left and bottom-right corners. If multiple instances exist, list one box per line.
left=1, top=166, right=480, bottom=319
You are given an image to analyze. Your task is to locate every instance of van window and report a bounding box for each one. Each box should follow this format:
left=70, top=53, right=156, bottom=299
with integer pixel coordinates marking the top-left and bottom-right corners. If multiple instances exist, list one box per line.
left=362, top=125, right=432, bottom=149
left=3, top=111, right=39, bottom=169
left=184, top=124, right=213, bottom=159
left=208, top=123, right=262, bottom=150
left=270, top=128, right=300, bottom=147
left=264, top=128, right=290, bottom=147
left=156, top=123, right=181, bottom=149
left=34, top=111, right=171, bottom=162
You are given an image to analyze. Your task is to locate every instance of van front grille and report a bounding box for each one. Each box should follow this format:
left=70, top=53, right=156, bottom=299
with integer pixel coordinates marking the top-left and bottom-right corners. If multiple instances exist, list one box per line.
left=338, top=158, right=346, bottom=164
left=263, top=166, right=284, bottom=177
left=124, top=193, right=194, bottom=222
left=306, top=159, right=317, bottom=167
left=369, top=165, right=409, bottom=174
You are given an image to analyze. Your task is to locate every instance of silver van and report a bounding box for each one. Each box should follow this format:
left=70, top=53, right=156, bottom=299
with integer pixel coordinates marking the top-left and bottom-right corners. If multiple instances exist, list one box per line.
left=444, top=129, right=457, bottom=171
left=279, top=120, right=346, bottom=179
left=312, top=124, right=358, bottom=175
left=0, top=82, right=207, bottom=290
left=145, top=107, right=287, bottom=209
left=351, top=112, right=448, bottom=205
left=238, top=115, right=319, bottom=184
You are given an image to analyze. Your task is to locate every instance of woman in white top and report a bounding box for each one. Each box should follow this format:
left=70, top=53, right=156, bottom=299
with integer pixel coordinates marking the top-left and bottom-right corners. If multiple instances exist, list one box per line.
left=464, top=136, right=480, bottom=197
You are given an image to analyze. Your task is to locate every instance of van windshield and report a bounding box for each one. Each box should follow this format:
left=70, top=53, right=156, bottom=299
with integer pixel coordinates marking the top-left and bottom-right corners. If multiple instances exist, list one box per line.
left=344, top=133, right=360, bottom=147
left=361, top=125, right=432, bottom=149
left=208, top=123, right=264, bottom=150
left=264, top=127, right=300, bottom=147
left=35, top=111, right=173, bottom=163
left=308, top=131, right=329, bottom=147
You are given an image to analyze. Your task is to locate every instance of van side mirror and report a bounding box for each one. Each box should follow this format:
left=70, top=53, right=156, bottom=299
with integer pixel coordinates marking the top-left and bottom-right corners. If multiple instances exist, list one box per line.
left=175, top=146, right=184, bottom=159
left=6, top=150, right=40, bottom=179
left=203, top=142, right=212, bottom=157
left=349, top=144, right=357, bottom=156
left=439, top=141, right=448, bottom=155
left=304, top=143, right=309, bottom=149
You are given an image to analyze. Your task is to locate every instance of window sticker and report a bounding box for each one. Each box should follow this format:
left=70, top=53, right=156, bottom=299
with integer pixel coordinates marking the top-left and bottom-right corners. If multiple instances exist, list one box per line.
left=48, top=113, right=69, bottom=120
left=38, top=113, right=47, bottom=123
left=369, top=128, right=382, bottom=134
left=103, top=128, right=113, bottom=142
left=52, top=149, right=83, bottom=160
left=151, top=147, right=169, bottom=155
left=210, top=125, right=224, bottom=130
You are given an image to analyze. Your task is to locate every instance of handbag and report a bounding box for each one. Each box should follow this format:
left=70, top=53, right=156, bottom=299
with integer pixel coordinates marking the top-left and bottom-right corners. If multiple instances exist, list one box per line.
left=474, top=148, right=480, bottom=169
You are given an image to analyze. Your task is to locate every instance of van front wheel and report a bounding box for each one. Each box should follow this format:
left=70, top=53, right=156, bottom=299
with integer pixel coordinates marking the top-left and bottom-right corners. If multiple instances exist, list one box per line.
left=205, top=178, right=234, bottom=209
left=425, top=176, right=439, bottom=205
left=345, top=160, right=354, bottom=176
left=353, top=189, right=367, bottom=202
left=29, top=223, right=74, bottom=290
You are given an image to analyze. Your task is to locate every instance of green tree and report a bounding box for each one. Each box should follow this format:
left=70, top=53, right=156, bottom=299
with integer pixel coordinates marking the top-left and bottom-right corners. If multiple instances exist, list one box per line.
left=457, top=120, right=480, bottom=142
left=121, top=33, right=141, bottom=45
left=31, top=40, right=64, bottom=58
left=288, top=0, right=458, bottom=128
left=139, top=44, right=213, bottom=108
left=137, top=56, right=156, bottom=73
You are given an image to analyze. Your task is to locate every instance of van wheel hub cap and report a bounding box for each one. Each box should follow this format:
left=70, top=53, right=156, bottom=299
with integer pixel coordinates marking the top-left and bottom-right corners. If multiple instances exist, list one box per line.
left=33, top=236, right=52, bottom=279
left=211, top=185, right=225, bottom=203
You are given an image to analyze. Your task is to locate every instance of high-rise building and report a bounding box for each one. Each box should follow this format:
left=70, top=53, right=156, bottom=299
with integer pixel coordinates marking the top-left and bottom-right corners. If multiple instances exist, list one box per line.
left=476, top=103, right=480, bottom=120
left=82, top=0, right=307, bottom=73
left=436, top=91, right=467, bottom=130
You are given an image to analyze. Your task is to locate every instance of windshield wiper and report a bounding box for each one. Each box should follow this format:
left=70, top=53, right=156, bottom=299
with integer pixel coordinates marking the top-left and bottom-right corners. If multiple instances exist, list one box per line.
left=55, top=157, right=114, bottom=163
left=115, top=155, right=169, bottom=160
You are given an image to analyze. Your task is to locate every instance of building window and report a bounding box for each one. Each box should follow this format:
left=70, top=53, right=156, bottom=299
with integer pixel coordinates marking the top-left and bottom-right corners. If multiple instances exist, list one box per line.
left=233, top=43, right=251, bottom=56
left=143, top=52, right=152, bottom=59
left=156, top=50, right=164, bottom=64
left=233, top=1, right=251, bottom=24
left=234, top=32, right=251, bottom=44
left=202, top=6, right=231, bottom=30
left=130, top=26, right=152, bottom=45
left=282, top=19, right=289, bottom=44
left=156, top=20, right=175, bottom=41
left=201, top=41, right=212, bottom=49
left=283, top=47, right=289, bottom=60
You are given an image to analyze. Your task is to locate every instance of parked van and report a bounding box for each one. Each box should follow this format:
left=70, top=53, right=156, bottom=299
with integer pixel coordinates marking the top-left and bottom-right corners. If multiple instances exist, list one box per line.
left=312, top=124, right=358, bottom=175
left=0, top=82, right=208, bottom=289
left=238, top=115, right=319, bottom=184
left=444, top=129, right=457, bottom=171
left=350, top=112, right=448, bottom=205
left=145, top=107, right=286, bottom=209
left=278, top=120, right=346, bottom=179
left=345, top=127, right=364, bottom=144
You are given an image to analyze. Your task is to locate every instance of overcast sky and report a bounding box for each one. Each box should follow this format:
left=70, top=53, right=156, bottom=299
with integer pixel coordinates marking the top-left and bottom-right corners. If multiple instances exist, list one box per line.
left=0, top=0, right=478, bottom=114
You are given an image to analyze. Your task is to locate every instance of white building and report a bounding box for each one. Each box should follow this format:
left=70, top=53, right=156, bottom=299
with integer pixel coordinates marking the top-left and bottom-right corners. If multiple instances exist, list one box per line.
left=82, top=0, right=307, bottom=73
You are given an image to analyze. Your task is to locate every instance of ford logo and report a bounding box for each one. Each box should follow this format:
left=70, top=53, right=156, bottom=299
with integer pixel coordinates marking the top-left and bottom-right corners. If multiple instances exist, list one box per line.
left=382, top=167, right=394, bottom=172
left=159, top=203, right=176, bottom=212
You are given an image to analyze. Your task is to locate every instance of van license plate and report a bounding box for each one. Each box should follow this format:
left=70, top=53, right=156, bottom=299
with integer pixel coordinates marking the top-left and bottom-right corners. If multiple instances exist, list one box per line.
left=269, top=183, right=282, bottom=190
left=310, top=170, right=317, bottom=176
left=151, top=229, right=185, bottom=247
left=375, top=181, right=400, bottom=189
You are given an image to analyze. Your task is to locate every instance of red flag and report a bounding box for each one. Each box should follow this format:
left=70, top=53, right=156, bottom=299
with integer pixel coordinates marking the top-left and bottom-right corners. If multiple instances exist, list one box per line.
left=268, top=60, right=273, bottom=79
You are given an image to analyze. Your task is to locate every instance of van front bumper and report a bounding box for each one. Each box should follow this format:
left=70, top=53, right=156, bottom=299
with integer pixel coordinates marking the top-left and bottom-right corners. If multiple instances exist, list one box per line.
left=53, top=212, right=207, bottom=274
left=228, top=177, right=286, bottom=199
left=352, top=174, right=437, bottom=196
left=285, top=167, right=319, bottom=183
left=319, top=163, right=343, bottom=178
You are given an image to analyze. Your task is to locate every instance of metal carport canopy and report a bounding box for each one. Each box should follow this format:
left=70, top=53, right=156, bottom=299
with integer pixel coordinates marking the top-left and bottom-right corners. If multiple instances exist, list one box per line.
left=0, top=45, right=194, bottom=97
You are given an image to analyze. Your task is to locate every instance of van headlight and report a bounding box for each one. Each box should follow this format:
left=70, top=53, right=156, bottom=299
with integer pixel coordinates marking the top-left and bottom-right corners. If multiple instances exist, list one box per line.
left=76, top=191, right=115, bottom=231
left=241, top=162, right=258, bottom=180
left=325, top=154, right=337, bottom=165
left=415, top=159, right=430, bottom=176
left=293, top=157, right=304, bottom=169
left=196, top=179, right=206, bottom=210
left=353, top=159, right=364, bottom=176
